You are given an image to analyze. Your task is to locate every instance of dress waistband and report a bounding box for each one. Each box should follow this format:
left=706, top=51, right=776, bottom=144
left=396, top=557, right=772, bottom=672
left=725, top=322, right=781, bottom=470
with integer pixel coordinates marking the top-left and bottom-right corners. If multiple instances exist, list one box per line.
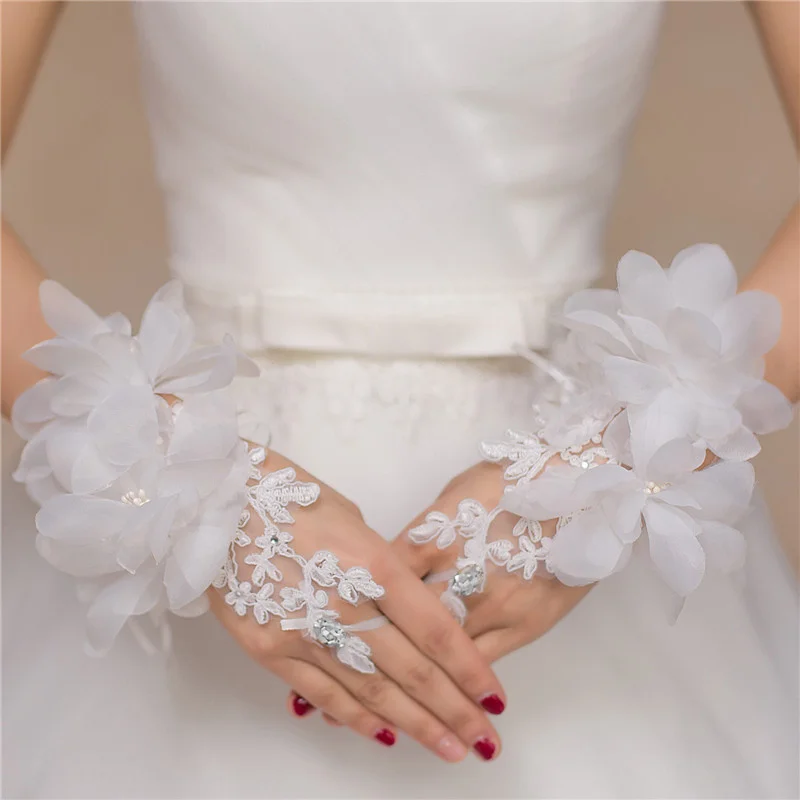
left=183, top=284, right=568, bottom=357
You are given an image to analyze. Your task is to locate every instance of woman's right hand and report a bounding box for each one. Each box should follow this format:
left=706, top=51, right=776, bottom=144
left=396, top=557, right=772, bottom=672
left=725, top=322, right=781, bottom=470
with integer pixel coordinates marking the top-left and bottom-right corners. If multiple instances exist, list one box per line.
left=208, top=448, right=507, bottom=763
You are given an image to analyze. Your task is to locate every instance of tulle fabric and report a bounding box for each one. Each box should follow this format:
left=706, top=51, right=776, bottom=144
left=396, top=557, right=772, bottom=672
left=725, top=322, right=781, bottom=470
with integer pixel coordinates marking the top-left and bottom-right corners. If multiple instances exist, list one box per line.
left=4, top=353, right=797, bottom=798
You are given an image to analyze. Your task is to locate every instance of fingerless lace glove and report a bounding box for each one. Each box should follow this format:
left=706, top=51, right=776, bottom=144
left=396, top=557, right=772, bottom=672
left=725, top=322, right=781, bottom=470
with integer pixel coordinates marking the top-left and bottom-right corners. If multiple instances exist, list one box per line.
left=12, top=282, right=384, bottom=667
left=412, top=245, right=794, bottom=614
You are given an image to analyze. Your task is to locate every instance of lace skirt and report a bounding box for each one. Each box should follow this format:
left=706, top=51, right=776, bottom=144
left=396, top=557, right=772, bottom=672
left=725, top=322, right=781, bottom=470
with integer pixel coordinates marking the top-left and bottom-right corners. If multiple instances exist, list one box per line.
left=3, top=354, right=797, bottom=798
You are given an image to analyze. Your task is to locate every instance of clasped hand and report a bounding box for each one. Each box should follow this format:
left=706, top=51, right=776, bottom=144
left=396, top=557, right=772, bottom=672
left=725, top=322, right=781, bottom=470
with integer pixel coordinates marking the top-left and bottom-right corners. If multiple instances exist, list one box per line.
left=211, top=449, right=509, bottom=763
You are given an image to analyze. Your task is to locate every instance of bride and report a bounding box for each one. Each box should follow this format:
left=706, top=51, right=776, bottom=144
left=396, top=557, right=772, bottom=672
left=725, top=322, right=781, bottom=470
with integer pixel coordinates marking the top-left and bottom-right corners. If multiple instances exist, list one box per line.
left=3, top=3, right=798, bottom=798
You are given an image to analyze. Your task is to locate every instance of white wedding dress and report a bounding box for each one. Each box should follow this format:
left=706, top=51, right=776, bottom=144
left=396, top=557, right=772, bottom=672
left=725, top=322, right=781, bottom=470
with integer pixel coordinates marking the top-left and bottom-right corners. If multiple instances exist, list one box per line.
left=4, top=3, right=798, bottom=798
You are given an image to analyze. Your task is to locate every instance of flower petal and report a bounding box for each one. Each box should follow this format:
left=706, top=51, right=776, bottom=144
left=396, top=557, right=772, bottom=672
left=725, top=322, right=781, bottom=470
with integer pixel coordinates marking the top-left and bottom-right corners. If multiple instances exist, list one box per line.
left=627, top=389, right=697, bottom=474
left=604, top=356, right=669, bottom=405
left=736, top=381, right=793, bottom=435
left=646, top=438, right=707, bottom=484
left=87, top=387, right=160, bottom=466
left=668, top=244, right=738, bottom=315
left=36, top=493, right=131, bottom=544
left=167, top=393, right=240, bottom=463
left=643, top=502, right=705, bottom=596
left=136, top=281, right=196, bottom=383
left=13, top=432, right=52, bottom=481
left=708, top=426, right=761, bottom=462
left=156, top=335, right=254, bottom=394
left=617, top=250, right=671, bottom=322
left=44, top=423, right=122, bottom=494
left=23, top=340, right=106, bottom=376
left=548, top=508, right=628, bottom=584
left=49, top=373, right=111, bottom=417
left=618, top=314, right=670, bottom=351
left=680, top=461, right=754, bottom=522
left=714, top=291, right=782, bottom=360
left=164, top=510, right=239, bottom=609
left=39, top=280, right=107, bottom=343
left=11, top=378, right=56, bottom=439
left=85, top=566, right=163, bottom=655
left=663, top=307, right=722, bottom=359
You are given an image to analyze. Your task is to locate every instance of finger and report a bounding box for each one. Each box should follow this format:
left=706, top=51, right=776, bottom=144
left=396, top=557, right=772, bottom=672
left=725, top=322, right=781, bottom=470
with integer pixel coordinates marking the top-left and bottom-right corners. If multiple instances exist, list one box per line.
left=311, top=647, right=471, bottom=764
left=369, top=625, right=502, bottom=761
left=473, top=628, right=519, bottom=664
left=273, top=659, right=397, bottom=748
left=285, top=690, right=344, bottom=727
left=376, top=560, right=507, bottom=715
left=287, top=691, right=316, bottom=718
left=390, top=520, right=455, bottom=578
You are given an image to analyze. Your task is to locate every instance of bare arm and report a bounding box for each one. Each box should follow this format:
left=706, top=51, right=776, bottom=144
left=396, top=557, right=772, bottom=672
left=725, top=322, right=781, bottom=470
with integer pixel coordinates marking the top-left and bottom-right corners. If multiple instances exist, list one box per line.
left=1, top=1, right=64, bottom=417
left=742, top=1, right=800, bottom=403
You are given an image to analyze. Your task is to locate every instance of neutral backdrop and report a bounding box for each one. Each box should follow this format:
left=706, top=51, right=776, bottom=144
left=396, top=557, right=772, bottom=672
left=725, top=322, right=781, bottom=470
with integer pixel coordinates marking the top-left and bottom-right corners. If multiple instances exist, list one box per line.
left=3, top=1, right=798, bottom=565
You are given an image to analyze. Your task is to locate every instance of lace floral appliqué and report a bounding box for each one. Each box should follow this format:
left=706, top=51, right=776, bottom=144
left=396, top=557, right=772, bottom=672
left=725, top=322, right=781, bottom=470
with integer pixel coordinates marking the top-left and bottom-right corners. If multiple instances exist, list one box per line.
left=214, top=446, right=386, bottom=673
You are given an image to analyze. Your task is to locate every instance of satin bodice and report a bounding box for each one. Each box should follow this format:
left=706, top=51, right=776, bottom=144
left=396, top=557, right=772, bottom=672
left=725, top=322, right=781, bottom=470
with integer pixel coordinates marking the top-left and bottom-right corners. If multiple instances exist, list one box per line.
left=132, top=2, right=663, bottom=356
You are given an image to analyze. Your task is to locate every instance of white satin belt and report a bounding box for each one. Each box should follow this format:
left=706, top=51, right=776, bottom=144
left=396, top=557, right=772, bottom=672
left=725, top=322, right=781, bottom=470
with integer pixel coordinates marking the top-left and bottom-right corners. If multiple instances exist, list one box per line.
left=183, top=283, right=569, bottom=357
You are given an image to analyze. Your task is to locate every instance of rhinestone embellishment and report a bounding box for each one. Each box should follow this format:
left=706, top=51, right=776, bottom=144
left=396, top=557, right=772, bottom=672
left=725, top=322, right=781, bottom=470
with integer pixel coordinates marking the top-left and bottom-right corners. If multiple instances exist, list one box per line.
left=312, top=617, right=347, bottom=649
left=450, top=564, right=485, bottom=597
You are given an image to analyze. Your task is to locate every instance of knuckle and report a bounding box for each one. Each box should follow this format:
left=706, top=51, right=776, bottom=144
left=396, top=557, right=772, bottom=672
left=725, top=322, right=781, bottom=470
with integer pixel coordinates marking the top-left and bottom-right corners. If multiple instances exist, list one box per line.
left=450, top=661, right=485, bottom=695
left=356, top=676, right=389, bottom=708
left=242, top=631, right=274, bottom=661
left=402, top=661, right=436, bottom=694
left=351, top=710, right=377, bottom=733
left=421, top=621, right=455, bottom=660
left=417, top=721, right=447, bottom=748
left=447, top=709, right=477, bottom=735
left=365, top=550, right=393, bottom=583
left=343, top=498, right=364, bottom=521
left=312, top=688, right=338, bottom=711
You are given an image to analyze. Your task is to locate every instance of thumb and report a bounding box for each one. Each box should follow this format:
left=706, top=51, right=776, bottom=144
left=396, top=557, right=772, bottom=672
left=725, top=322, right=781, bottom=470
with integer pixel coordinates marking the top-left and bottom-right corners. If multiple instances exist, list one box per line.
left=390, top=509, right=456, bottom=579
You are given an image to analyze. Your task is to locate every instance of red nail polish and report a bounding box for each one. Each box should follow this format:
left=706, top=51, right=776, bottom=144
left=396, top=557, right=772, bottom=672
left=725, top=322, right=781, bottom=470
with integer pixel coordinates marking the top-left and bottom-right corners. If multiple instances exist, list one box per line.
left=375, top=728, right=396, bottom=747
left=292, top=695, right=315, bottom=717
left=479, top=694, right=505, bottom=715
left=473, top=738, right=496, bottom=761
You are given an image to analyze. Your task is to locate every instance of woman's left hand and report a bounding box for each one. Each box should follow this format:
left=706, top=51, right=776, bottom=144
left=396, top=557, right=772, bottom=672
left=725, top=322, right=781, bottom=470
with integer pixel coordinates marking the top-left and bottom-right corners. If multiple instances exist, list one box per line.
left=389, top=461, right=591, bottom=663
left=283, top=461, right=590, bottom=726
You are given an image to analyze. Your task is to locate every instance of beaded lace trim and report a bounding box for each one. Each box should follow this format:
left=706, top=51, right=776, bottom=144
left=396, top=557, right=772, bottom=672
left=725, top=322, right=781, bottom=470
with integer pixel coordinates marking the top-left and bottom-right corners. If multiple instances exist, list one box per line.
left=213, top=446, right=387, bottom=673
left=412, top=426, right=613, bottom=618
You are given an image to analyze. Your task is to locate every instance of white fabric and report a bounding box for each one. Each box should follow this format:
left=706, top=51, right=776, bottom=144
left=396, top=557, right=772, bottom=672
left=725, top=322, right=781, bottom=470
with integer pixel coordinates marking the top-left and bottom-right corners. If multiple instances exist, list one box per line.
left=132, top=2, right=663, bottom=356
left=4, top=356, right=798, bottom=797
left=4, top=3, right=798, bottom=797
left=214, top=445, right=387, bottom=674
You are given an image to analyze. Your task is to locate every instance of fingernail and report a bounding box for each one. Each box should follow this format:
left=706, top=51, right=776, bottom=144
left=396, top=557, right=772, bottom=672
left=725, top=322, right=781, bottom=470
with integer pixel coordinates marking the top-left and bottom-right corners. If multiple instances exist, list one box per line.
left=479, top=693, right=505, bottom=715
left=473, top=737, right=497, bottom=761
left=375, top=728, right=396, bottom=747
left=437, top=735, right=468, bottom=763
left=292, top=694, right=315, bottom=717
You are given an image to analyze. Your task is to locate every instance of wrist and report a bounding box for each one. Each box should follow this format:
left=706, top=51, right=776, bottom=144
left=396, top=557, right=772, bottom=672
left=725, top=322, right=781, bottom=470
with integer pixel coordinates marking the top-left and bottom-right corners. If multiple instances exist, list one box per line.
left=500, top=245, right=794, bottom=600
left=12, top=279, right=259, bottom=654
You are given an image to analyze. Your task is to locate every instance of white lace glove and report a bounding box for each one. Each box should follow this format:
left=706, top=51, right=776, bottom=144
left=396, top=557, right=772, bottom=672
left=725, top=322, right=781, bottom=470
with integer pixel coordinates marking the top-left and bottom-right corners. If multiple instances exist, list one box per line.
left=403, top=245, right=794, bottom=624
left=12, top=280, right=508, bottom=762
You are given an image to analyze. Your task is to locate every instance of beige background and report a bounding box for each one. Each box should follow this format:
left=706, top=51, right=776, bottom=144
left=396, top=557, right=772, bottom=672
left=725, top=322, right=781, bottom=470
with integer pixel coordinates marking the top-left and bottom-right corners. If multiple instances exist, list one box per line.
left=3, top=1, right=798, bottom=562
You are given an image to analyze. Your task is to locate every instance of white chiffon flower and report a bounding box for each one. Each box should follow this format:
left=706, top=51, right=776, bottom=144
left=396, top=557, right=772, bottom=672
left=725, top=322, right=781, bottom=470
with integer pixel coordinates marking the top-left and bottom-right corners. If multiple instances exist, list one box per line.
left=11, top=280, right=259, bottom=652
left=561, top=245, right=793, bottom=462
left=13, top=281, right=258, bottom=496
left=503, top=437, right=754, bottom=597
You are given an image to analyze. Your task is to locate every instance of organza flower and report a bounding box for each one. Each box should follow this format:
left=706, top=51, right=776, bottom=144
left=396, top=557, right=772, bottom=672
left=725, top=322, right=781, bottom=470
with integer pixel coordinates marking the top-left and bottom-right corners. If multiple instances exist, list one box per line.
left=11, top=280, right=259, bottom=653
left=12, top=281, right=258, bottom=495
left=561, top=245, right=793, bottom=462
left=503, top=437, right=754, bottom=597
